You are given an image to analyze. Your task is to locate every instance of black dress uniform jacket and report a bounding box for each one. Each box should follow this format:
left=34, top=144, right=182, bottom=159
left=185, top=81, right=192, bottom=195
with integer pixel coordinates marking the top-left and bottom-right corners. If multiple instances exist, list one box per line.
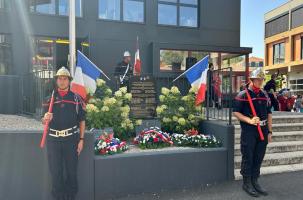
left=42, top=89, right=86, bottom=199
left=233, top=87, right=272, bottom=177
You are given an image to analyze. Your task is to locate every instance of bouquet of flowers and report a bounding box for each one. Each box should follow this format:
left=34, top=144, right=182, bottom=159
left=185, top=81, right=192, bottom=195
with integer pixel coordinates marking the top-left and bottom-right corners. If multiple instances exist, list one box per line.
left=95, top=133, right=129, bottom=155
left=171, top=129, right=222, bottom=148
left=133, top=127, right=173, bottom=149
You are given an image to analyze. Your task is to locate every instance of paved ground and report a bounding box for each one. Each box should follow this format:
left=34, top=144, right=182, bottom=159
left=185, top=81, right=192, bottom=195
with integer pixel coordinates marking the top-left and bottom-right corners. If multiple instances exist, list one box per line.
left=115, top=171, right=303, bottom=200
left=0, top=114, right=42, bottom=130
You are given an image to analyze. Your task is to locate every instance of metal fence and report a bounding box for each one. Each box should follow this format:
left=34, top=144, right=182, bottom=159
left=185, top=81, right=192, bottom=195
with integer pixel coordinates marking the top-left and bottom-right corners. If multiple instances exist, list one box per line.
left=21, top=68, right=234, bottom=124
left=204, top=67, right=233, bottom=125
left=22, top=70, right=55, bottom=117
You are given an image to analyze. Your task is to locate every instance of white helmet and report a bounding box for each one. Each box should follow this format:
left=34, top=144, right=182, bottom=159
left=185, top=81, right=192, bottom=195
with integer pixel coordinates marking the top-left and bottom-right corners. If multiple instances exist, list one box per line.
left=123, top=51, right=131, bottom=57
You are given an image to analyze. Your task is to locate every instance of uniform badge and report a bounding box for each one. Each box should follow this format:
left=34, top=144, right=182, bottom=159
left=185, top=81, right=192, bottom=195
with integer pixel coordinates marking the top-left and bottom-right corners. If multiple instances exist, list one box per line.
left=60, top=103, right=65, bottom=108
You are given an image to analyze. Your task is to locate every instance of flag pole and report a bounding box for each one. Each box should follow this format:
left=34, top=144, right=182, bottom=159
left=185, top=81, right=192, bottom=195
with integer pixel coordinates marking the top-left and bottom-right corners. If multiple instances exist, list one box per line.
left=69, top=0, right=76, bottom=77
left=172, top=55, right=209, bottom=82
left=77, top=50, right=111, bottom=81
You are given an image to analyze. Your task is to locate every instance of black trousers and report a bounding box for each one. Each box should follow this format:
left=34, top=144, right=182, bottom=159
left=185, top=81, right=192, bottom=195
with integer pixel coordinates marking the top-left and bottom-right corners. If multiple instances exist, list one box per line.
left=47, top=134, right=79, bottom=198
left=268, top=93, right=279, bottom=111
left=240, top=127, right=268, bottom=178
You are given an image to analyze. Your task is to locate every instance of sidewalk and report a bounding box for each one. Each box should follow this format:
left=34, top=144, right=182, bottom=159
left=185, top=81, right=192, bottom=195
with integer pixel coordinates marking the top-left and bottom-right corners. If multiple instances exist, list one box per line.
left=116, top=171, right=303, bottom=200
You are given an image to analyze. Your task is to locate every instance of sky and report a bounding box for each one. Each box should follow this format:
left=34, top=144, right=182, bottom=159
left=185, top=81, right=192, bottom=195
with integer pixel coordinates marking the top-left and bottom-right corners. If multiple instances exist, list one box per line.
left=241, top=0, right=289, bottom=58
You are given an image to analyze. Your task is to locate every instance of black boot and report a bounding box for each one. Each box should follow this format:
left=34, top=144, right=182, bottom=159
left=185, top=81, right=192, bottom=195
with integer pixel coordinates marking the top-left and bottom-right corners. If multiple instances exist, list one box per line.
left=242, top=176, right=260, bottom=197
left=252, top=177, right=268, bottom=196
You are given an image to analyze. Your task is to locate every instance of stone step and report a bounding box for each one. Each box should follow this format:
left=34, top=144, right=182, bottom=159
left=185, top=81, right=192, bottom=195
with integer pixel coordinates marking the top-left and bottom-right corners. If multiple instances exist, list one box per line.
left=234, top=163, right=303, bottom=180
left=235, top=123, right=303, bottom=133
left=233, top=115, right=303, bottom=125
left=235, top=141, right=303, bottom=156
left=234, top=151, right=303, bottom=169
left=234, top=131, right=303, bottom=144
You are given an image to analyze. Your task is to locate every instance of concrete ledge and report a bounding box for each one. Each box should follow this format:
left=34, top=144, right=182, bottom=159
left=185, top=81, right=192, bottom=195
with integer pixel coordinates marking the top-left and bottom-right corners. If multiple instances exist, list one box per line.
left=94, top=147, right=227, bottom=199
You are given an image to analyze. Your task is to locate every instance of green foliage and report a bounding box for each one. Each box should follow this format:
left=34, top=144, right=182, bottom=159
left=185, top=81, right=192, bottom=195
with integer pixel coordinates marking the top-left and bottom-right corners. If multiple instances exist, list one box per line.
left=86, top=79, right=142, bottom=140
left=161, top=50, right=184, bottom=64
left=156, top=86, right=204, bottom=133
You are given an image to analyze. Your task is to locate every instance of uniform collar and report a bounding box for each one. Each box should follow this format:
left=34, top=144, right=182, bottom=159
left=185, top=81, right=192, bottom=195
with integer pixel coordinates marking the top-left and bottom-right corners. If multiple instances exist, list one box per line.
left=56, top=87, right=70, bottom=97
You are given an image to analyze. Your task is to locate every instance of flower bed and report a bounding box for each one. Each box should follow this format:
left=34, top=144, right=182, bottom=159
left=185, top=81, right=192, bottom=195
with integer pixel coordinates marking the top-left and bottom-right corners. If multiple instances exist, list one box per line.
left=133, top=127, right=221, bottom=149
left=133, top=127, right=173, bottom=149
left=171, top=132, right=222, bottom=148
left=94, top=133, right=128, bottom=155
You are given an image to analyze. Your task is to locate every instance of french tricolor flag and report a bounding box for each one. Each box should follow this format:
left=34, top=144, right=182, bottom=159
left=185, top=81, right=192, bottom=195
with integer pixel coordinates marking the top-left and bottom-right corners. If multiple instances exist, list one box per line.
left=71, top=50, right=102, bottom=100
left=185, top=55, right=209, bottom=105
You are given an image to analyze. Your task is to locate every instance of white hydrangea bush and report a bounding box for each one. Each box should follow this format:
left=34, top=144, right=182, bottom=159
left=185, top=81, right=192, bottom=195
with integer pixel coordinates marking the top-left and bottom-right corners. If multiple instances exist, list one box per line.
left=156, top=86, right=204, bottom=134
left=86, top=79, right=142, bottom=140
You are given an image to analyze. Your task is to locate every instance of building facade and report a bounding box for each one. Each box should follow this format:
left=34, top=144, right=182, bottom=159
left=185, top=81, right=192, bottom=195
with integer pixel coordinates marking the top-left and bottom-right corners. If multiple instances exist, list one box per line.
left=0, top=0, right=251, bottom=114
left=264, top=0, right=303, bottom=94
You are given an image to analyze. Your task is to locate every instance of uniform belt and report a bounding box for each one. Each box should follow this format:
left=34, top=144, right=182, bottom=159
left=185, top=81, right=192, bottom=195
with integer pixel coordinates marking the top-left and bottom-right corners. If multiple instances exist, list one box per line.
left=49, top=126, right=78, bottom=138
left=259, top=120, right=267, bottom=126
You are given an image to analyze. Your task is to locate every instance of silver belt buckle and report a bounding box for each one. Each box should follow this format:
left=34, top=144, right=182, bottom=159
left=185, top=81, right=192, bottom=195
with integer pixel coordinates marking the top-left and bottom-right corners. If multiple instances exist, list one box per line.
left=57, top=130, right=66, bottom=137
left=259, top=120, right=267, bottom=126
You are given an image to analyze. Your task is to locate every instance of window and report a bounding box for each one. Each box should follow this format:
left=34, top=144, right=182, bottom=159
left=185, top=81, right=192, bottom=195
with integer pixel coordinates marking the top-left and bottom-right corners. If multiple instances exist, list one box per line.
left=160, top=50, right=208, bottom=71
left=0, top=0, right=10, bottom=10
left=265, top=14, right=289, bottom=38
left=31, top=37, right=89, bottom=72
left=99, top=0, right=120, bottom=20
left=99, top=0, right=144, bottom=23
left=289, top=79, right=303, bottom=94
left=31, top=38, right=55, bottom=72
left=180, top=6, right=197, bottom=27
left=158, top=0, right=198, bottom=27
left=30, top=0, right=82, bottom=17
left=273, top=42, right=285, bottom=64
left=31, top=0, right=56, bottom=15
left=0, top=34, right=12, bottom=75
left=58, top=0, right=82, bottom=17
left=158, top=4, right=177, bottom=25
left=123, top=0, right=144, bottom=23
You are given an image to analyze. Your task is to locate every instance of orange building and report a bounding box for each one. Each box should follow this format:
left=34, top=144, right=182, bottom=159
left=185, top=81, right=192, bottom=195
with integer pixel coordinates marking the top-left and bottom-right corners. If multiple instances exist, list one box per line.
left=264, top=0, right=303, bottom=94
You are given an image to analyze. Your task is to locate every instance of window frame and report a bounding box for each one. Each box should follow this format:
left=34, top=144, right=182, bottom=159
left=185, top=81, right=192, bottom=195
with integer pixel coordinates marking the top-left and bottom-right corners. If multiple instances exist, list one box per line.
left=98, top=0, right=146, bottom=24
left=157, top=0, right=199, bottom=28
left=29, top=0, right=83, bottom=18
left=273, top=42, right=285, bottom=64
left=301, top=36, right=303, bottom=60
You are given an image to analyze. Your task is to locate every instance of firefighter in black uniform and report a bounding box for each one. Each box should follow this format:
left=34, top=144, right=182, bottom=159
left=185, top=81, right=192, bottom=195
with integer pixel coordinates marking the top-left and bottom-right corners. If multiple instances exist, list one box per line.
left=233, top=68, right=273, bottom=198
left=42, top=67, right=86, bottom=200
left=264, top=74, right=279, bottom=111
left=114, top=51, right=133, bottom=90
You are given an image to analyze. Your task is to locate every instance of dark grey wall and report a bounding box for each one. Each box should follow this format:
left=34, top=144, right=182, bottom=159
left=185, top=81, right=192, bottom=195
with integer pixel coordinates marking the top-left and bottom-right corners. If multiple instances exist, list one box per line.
left=199, top=120, right=235, bottom=180
left=95, top=148, right=227, bottom=199
left=0, top=0, right=243, bottom=76
left=0, top=0, right=249, bottom=114
left=0, top=131, right=95, bottom=200
left=0, top=75, right=20, bottom=114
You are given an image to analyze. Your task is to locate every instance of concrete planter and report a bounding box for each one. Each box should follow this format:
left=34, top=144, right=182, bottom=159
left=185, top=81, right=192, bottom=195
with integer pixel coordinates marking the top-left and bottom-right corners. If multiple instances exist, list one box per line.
left=94, top=148, right=227, bottom=199
left=0, top=120, right=234, bottom=200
